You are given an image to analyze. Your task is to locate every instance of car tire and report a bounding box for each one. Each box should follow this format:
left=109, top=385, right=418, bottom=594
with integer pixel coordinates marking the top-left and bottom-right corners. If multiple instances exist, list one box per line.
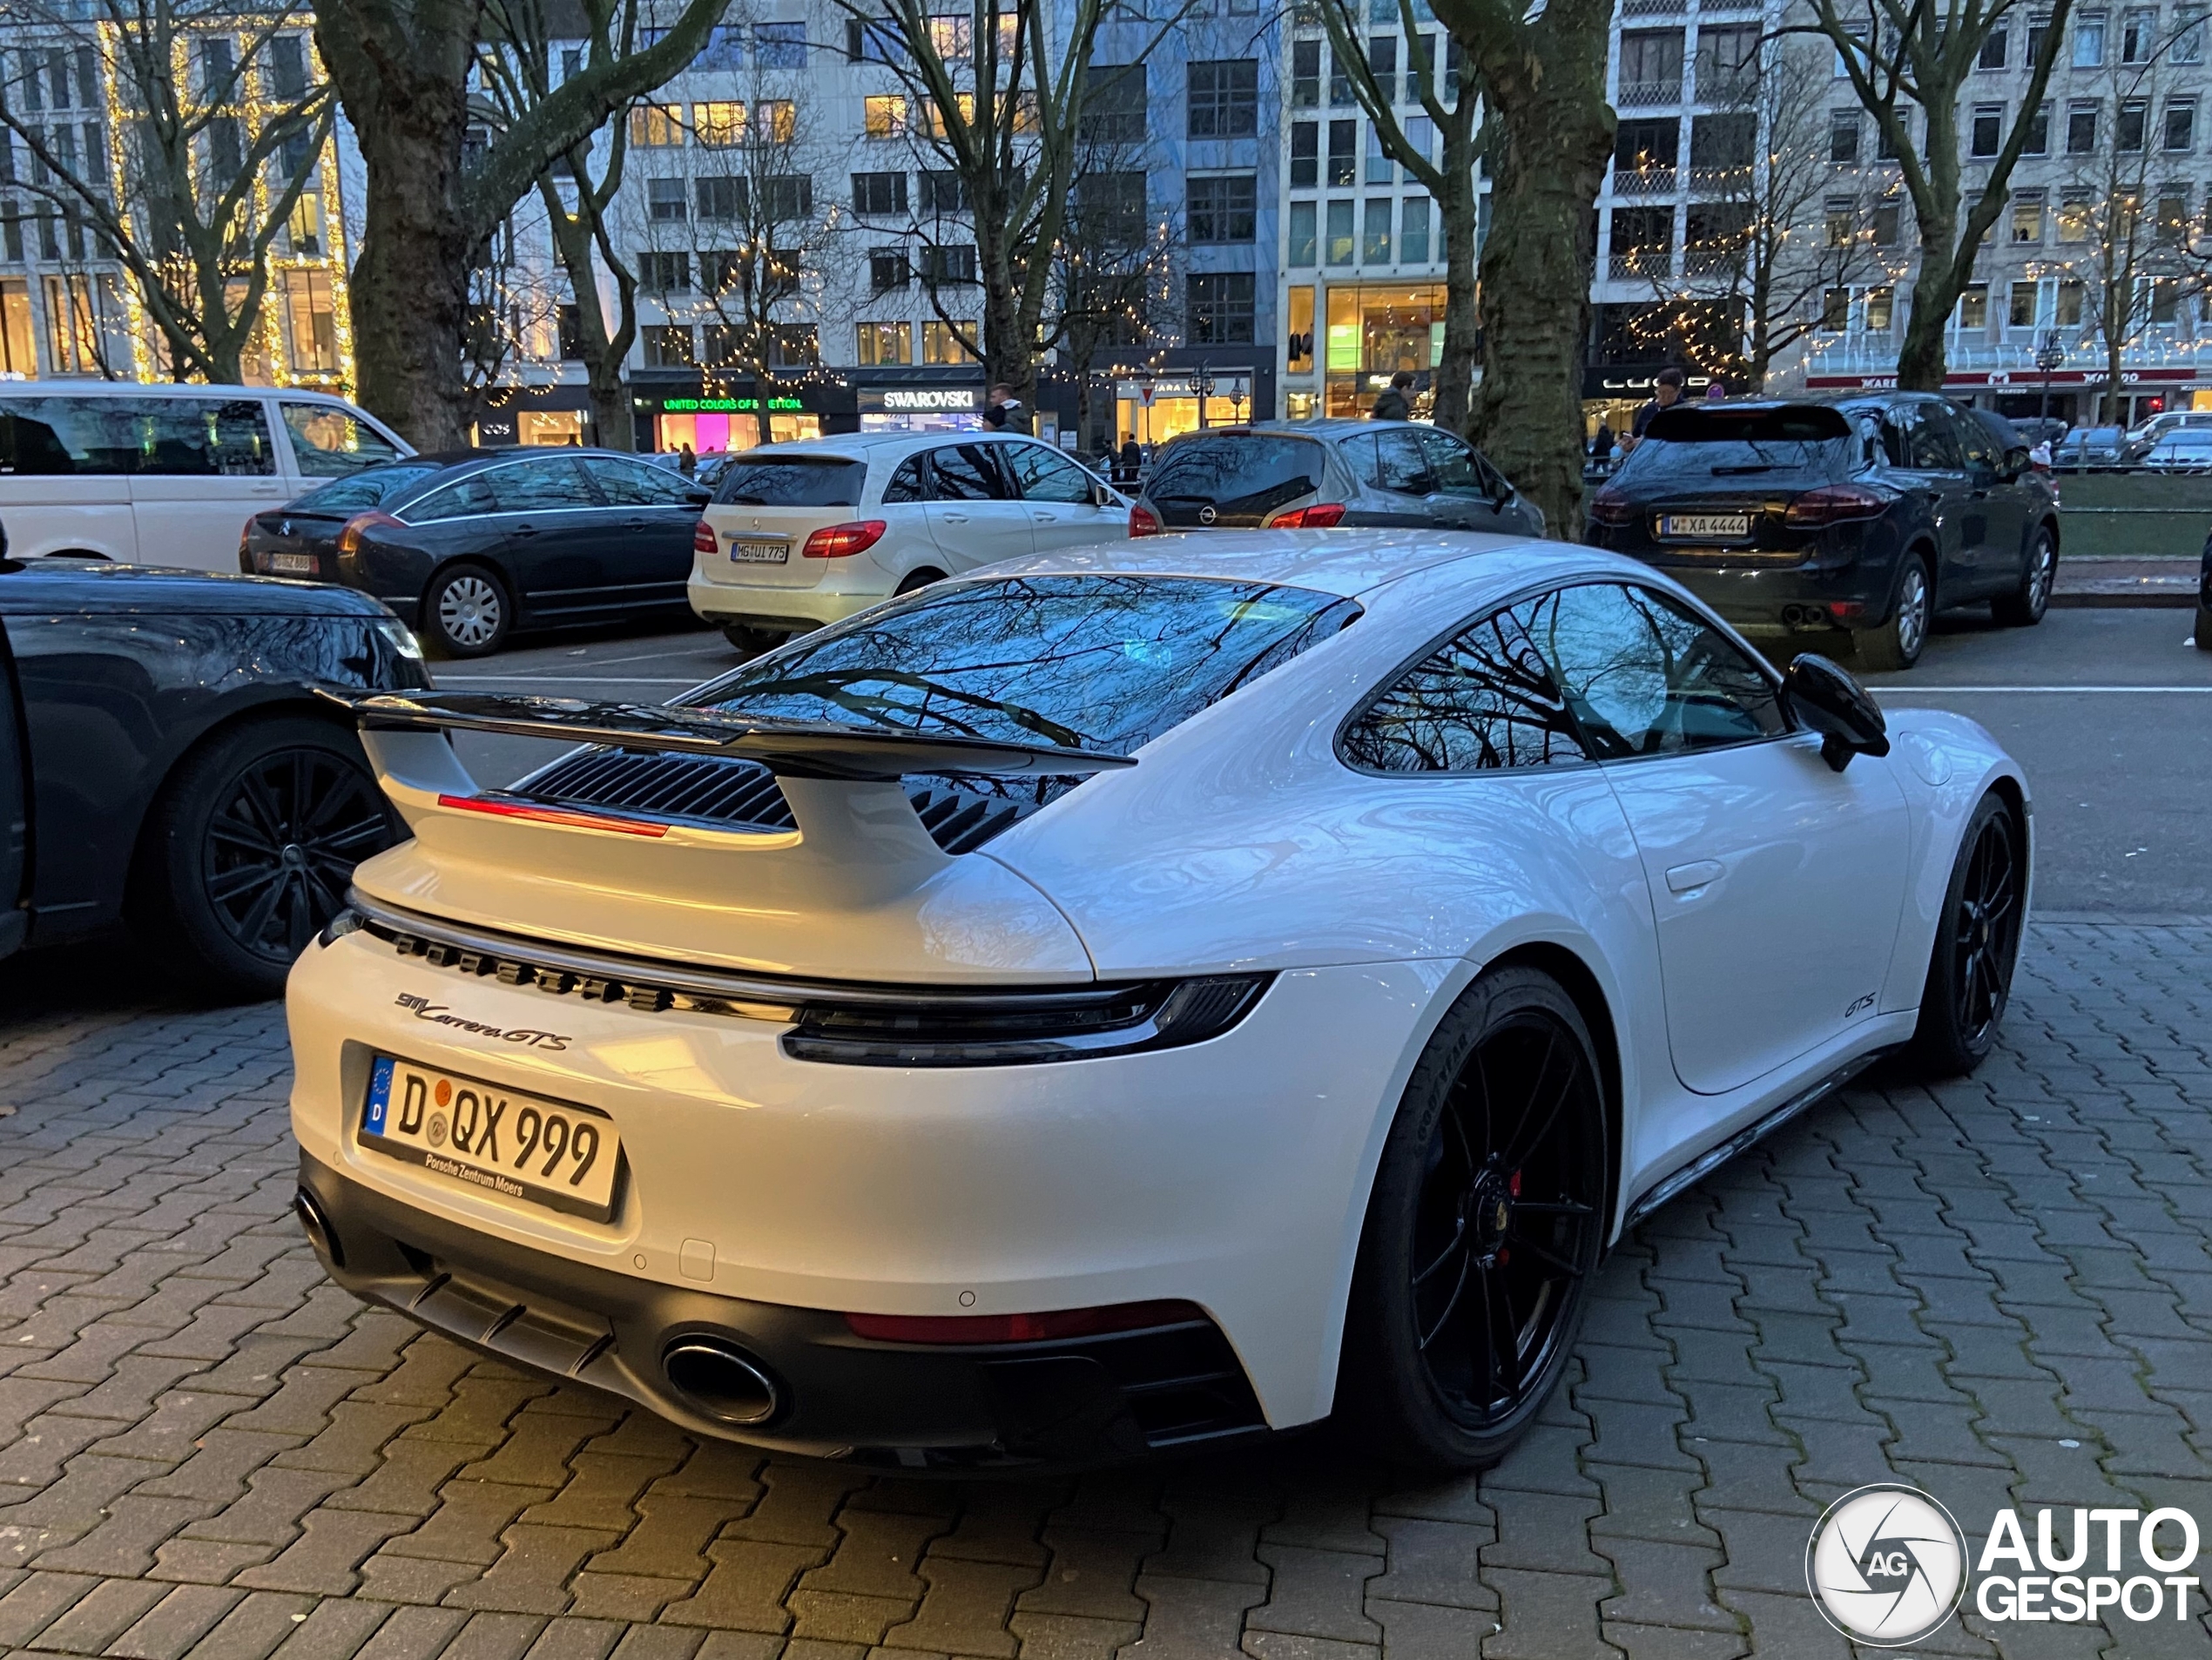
left=2195, top=601, right=2212, bottom=651
left=1851, top=552, right=1932, bottom=672
left=1992, top=530, right=2056, bottom=626
left=421, top=563, right=511, bottom=658
left=894, top=567, right=947, bottom=596
left=1906, top=792, right=2025, bottom=1078
left=721, top=624, right=789, bottom=658
left=1339, top=965, right=1608, bottom=1472
left=132, top=716, right=400, bottom=1001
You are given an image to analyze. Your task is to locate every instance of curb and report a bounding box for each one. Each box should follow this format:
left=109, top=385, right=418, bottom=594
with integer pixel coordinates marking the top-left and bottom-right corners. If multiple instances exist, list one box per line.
left=2049, top=589, right=2195, bottom=608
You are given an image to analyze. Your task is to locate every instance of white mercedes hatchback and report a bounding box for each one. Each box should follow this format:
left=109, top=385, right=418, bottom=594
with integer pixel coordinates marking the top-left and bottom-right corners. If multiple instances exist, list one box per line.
left=289, top=530, right=2029, bottom=1471
left=689, top=431, right=1131, bottom=655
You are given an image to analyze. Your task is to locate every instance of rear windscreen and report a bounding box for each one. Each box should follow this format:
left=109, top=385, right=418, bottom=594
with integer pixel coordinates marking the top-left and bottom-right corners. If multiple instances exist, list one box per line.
left=293, top=464, right=442, bottom=514
left=691, top=574, right=1359, bottom=755
left=1622, top=407, right=1851, bottom=481
left=712, top=457, right=866, bottom=507
left=1146, top=436, right=1324, bottom=503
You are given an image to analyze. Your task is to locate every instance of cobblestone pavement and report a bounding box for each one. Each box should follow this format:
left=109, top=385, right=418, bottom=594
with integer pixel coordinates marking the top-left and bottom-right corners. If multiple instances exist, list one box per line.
left=0, top=923, right=2207, bottom=1660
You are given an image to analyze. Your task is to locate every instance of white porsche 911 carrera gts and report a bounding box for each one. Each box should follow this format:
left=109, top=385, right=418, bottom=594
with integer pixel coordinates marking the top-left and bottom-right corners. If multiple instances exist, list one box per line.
left=287, top=530, right=2027, bottom=1472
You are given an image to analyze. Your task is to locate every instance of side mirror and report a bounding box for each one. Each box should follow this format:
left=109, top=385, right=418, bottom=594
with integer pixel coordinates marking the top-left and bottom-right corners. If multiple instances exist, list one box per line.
left=1785, top=652, right=1890, bottom=772
left=1091, top=479, right=1116, bottom=508
left=684, top=486, right=712, bottom=509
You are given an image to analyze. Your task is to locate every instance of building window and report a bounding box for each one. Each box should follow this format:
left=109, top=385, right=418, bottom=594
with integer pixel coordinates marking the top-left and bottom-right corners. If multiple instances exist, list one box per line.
left=869, top=247, right=910, bottom=292
left=1617, top=30, right=1685, bottom=102
left=1830, top=109, right=1860, bottom=163
left=2057, top=194, right=2092, bottom=240
left=1865, top=286, right=1893, bottom=330
left=755, top=100, right=795, bottom=142
left=755, top=21, right=806, bottom=67
left=1825, top=196, right=1856, bottom=246
left=2011, top=196, right=2043, bottom=241
left=864, top=94, right=907, bottom=138
left=1290, top=199, right=1318, bottom=266
left=770, top=323, right=819, bottom=367
left=1188, top=173, right=1258, bottom=242
left=1957, top=284, right=1989, bottom=329
left=1077, top=171, right=1147, bottom=245
left=1979, top=25, right=2009, bottom=66
left=921, top=171, right=967, bottom=213
left=921, top=320, right=976, bottom=364
left=2122, top=6, right=2155, bottom=60
left=2151, top=276, right=2181, bottom=321
left=2024, top=101, right=2052, bottom=154
left=2074, top=12, right=2107, bottom=65
left=692, top=101, right=743, bottom=146
left=643, top=325, right=695, bottom=368
left=1871, top=201, right=1900, bottom=243
left=1291, top=121, right=1318, bottom=187
left=1188, top=59, right=1259, bottom=137
left=921, top=243, right=978, bottom=285
left=1084, top=64, right=1146, bottom=141
left=630, top=104, right=685, bottom=146
left=1401, top=196, right=1432, bottom=264
left=1695, top=24, right=1759, bottom=96
left=846, top=17, right=903, bottom=63
left=1328, top=118, right=1357, bottom=186
left=1288, top=284, right=1315, bottom=372
left=2178, top=6, right=2209, bottom=61
left=1291, top=38, right=1321, bottom=107
left=759, top=175, right=810, bottom=220
left=853, top=321, right=907, bottom=365
left=0, top=280, right=32, bottom=375
left=639, top=252, right=691, bottom=293
left=1326, top=199, right=1354, bottom=265
left=2067, top=102, right=2099, bottom=153
left=267, top=35, right=308, bottom=98
left=2009, top=280, right=2040, bottom=327
left=2120, top=99, right=2148, bottom=152
left=1187, top=272, right=1256, bottom=343
left=1404, top=114, right=1435, bottom=177
left=852, top=171, right=907, bottom=215
left=1366, top=122, right=1393, bottom=184
left=1330, top=43, right=1353, bottom=105
left=283, top=268, right=338, bottom=373
left=1820, top=287, right=1850, bottom=332
left=2056, top=278, right=2085, bottom=324
left=1363, top=197, right=1392, bottom=262
left=2166, top=99, right=2195, bottom=150
left=1970, top=105, right=2003, bottom=157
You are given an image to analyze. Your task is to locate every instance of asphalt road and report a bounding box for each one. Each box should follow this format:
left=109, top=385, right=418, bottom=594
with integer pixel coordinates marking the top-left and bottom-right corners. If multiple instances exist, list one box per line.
left=422, top=603, right=2210, bottom=920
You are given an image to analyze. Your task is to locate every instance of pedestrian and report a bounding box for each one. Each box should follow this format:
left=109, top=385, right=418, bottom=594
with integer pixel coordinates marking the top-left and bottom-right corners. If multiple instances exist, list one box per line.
left=985, top=383, right=1031, bottom=434
left=1591, top=420, right=1615, bottom=460
left=1622, top=367, right=1687, bottom=453
left=1116, top=432, right=1143, bottom=485
left=678, top=442, right=697, bottom=477
left=1370, top=371, right=1414, bottom=422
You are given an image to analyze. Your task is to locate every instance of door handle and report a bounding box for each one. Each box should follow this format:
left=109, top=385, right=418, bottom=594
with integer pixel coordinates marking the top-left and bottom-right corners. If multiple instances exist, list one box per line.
left=1032, top=511, right=1056, bottom=523
left=1665, top=860, right=1724, bottom=894
left=940, top=512, right=969, bottom=524
left=624, top=516, right=648, bottom=528
left=512, top=522, right=538, bottom=537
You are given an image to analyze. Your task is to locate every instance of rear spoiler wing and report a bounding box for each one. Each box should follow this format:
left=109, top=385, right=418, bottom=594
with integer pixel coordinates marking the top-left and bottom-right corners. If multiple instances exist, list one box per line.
left=319, top=689, right=1136, bottom=781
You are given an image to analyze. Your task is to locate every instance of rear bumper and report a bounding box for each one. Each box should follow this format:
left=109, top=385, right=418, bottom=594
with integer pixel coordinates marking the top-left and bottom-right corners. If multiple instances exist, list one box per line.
left=685, top=569, right=885, bottom=632
left=298, top=1151, right=1268, bottom=1468
left=1634, top=554, right=1898, bottom=630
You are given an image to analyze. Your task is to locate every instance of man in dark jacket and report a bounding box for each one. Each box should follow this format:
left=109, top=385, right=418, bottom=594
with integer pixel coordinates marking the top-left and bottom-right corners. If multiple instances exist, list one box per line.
left=1623, top=367, right=1687, bottom=452
left=1370, top=371, right=1414, bottom=421
left=1115, top=434, right=1143, bottom=484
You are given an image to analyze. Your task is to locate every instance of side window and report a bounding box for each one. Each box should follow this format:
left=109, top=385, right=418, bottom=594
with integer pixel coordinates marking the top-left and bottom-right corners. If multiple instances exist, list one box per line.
left=1374, top=429, right=1439, bottom=496
left=926, top=443, right=1009, bottom=501
left=579, top=455, right=692, bottom=506
left=1897, top=402, right=1964, bottom=469
left=1340, top=605, right=1588, bottom=773
left=1006, top=442, right=1096, bottom=503
left=282, top=402, right=401, bottom=478
left=1946, top=408, right=2000, bottom=480
left=0, top=399, right=127, bottom=474
left=137, top=399, right=277, bottom=476
left=1336, top=432, right=1380, bottom=488
left=407, top=474, right=497, bottom=523
left=1417, top=429, right=1490, bottom=498
left=1875, top=415, right=1911, bottom=469
left=485, top=457, right=599, bottom=512
left=1522, top=583, right=1786, bottom=759
left=882, top=457, right=926, bottom=503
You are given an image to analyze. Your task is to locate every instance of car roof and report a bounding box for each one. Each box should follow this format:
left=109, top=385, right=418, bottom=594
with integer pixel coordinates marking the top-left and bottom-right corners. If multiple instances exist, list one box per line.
left=726, top=431, right=1045, bottom=462
left=1155, top=420, right=1419, bottom=443
left=0, top=380, right=353, bottom=402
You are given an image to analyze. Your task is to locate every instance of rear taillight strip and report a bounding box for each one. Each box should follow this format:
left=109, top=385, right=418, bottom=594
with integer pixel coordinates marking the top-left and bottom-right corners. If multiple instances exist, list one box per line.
left=435, top=793, right=670, bottom=837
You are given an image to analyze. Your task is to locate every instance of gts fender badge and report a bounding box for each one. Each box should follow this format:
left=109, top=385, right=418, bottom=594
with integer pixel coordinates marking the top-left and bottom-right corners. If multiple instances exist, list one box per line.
left=1845, top=991, right=1878, bottom=1018
left=395, top=993, right=571, bottom=1050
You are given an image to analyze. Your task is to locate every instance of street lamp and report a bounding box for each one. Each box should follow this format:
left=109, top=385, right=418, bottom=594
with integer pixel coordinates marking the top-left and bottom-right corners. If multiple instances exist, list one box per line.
left=2036, top=330, right=2065, bottom=425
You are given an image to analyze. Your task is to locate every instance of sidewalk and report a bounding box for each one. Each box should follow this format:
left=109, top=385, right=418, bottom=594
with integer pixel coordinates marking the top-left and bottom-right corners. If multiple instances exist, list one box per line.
left=2052, top=555, right=2198, bottom=608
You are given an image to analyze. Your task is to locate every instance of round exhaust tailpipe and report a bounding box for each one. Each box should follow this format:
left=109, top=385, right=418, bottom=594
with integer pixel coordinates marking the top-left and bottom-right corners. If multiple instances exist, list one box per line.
left=293, top=1186, right=342, bottom=1267
left=663, top=1337, right=781, bottom=1426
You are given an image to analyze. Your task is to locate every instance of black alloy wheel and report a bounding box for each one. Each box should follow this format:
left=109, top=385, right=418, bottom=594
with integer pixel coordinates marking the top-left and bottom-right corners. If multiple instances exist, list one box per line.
left=1909, top=793, right=2024, bottom=1076
left=1342, top=967, right=1608, bottom=1470
left=135, top=717, right=399, bottom=999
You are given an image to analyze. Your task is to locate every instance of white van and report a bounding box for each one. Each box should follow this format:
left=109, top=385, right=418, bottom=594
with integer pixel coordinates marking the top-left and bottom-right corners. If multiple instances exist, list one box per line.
left=0, top=382, right=414, bottom=573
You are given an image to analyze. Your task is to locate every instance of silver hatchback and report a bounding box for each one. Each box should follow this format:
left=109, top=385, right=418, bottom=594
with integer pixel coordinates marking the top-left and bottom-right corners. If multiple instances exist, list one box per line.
left=1131, top=420, right=1545, bottom=538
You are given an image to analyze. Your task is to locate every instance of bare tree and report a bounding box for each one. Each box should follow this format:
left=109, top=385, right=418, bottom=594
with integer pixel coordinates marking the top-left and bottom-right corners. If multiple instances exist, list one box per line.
left=1310, top=2, right=1481, bottom=428
left=1432, top=0, right=1615, bottom=533
left=1798, top=0, right=2074, bottom=389
left=1050, top=121, right=1181, bottom=449
left=0, top=1, right=333, bottom=383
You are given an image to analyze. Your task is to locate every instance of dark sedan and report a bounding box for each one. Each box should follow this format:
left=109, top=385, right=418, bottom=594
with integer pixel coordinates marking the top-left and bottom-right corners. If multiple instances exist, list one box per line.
left=0, top=526, right=423, bottom=995
left=1588, top=395, right=2060, bottom=671
left=241, top=449, right=711, bottom=657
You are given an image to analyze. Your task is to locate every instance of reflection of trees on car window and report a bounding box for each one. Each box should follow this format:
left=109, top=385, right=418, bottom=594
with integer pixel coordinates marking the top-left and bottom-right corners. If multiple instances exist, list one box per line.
left=694, top=576, right=1359, bottom=762
left=1342, top=608, right=1585, bottom=773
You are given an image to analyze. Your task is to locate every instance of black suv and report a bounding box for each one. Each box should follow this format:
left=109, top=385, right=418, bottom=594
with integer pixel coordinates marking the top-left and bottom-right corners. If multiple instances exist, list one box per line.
left=1588, top=395, right=2060, bottom=670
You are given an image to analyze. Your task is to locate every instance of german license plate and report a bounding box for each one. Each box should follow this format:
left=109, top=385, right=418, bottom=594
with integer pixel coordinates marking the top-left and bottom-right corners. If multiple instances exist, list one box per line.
left=729, top=540, right=788, bottom=563
left=1657, top=513, right=1753, bottom=542
left=262, top=551, right=317, bottom=575
left=358, top=1056, right=622, bottom=1222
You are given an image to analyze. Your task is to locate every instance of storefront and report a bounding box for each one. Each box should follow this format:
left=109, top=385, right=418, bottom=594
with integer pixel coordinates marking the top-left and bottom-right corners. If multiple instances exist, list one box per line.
left=471, top=384, right=597, bottom=448
left=1804, top=366, right=2197, bottom=427
left=650, top=394, right=819, bottom=453
left=1581, top=365, right=1718, bottom=449
left=857, top=385, right=984, bottom=433
left=1113, top=373, right=1257, bottom=448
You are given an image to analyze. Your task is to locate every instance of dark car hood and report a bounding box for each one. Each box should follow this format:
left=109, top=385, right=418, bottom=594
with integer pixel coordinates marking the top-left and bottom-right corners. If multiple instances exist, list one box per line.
left=0, top=559, right=394, bottom=617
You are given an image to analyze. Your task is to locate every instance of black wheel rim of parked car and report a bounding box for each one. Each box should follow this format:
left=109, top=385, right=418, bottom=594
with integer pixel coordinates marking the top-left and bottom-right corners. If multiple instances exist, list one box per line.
left=1412, top=1010, right=1601, bottom=1429
left=1952, top=813, right=2021, bottom=1048
left=202, top=749, right=390, bottom=963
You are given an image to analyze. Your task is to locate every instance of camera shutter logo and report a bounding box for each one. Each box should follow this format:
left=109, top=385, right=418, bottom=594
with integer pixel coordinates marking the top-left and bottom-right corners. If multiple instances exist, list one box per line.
left=1806, top=1484, right=1968, bottom=1646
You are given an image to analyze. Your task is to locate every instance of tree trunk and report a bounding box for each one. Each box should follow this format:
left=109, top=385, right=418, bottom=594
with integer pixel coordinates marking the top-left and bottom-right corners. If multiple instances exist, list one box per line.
left=1455, top=0, right=1614, bottom=539
left=1895, top=262, right=1959, bottom=392
left=1433, top=174, right=1479, bottom=434
left=316, top=0, right=481, bottom=449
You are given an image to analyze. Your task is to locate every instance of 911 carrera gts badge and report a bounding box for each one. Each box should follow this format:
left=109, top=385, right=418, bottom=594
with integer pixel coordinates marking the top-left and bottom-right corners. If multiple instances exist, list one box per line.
left=1844, top=991, right=1877, bottom=1018
left=395, top=992, right=571, bottom=1050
